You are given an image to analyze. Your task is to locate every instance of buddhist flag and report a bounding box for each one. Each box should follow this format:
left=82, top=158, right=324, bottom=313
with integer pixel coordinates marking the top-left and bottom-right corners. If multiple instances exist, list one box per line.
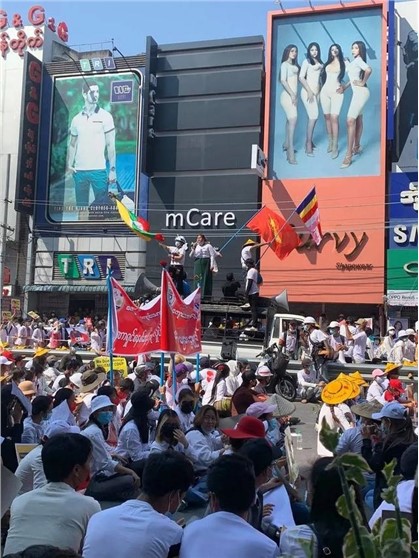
left=296, top=187, right=322, bottom=246
left=111, top=195, right=164, bottom=242
left=247, top=206, right=300, bottom=260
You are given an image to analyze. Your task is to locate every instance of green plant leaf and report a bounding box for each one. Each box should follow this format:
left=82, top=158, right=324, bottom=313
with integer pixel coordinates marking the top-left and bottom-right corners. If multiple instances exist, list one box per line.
left=379, top=517, right=412, bottom=548
left=381, top=539, right=411, bottom=558
left=412, top=541, right=418, bottom=553
left=344, top=467, right=367, bottom=486
left=336, top=487, right=364, bottom=524
left=319, top=418, right=340, bottom=453
left=343, top=526, right=378, bottom=558
left=336, top=453, right=372, bottom=472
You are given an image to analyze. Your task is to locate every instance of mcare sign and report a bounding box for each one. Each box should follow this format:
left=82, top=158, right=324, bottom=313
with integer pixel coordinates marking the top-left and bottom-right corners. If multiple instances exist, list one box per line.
left=165, top=208, right=236, bottom=229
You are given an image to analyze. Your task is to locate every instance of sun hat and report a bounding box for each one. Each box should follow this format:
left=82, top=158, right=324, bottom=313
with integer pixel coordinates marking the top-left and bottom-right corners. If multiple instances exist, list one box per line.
left=321, top=378, right=360, bottom=405
left=387, top=326, right=396, bottom=332
left=351, top=401, right=383, bottom=419
left=246, top=402, right=277, bottom=418
left=69, top=372, right=83, bottom=389
left=384, top=362, right=403, bottom=375
left=18, top=381, right=36, bottom=396
left=348, top=371, right=369, bottom=387
left=406, top=328, right=415, bottom=336
left=256, top=365, right=273, bottom=378
left=398, top=330, right=408, bottom=338
left=33, top=348, right=49, bottom=358
left=242, top=239, right=257, bottom=247
left=0, top=356, right=13, bottom=366
left=372, top=401, right=408, bottom=421
left=303, top=316, right=317, bottom=325
left=46, top=355, right=58, bottom=365
left=388, top=379, right=405, bottom=393
left=44, top=420, right=80, bottom=437
left=372, top=368, right=386, bottom=378
left=328, top=321, right=340, bottom=328
left=355, top=319, right=367, bottom=326
left=219, top=414, right=243, bottom=430
left=175, top=363, right=189, bottom=377
left=80, top=369, right=106, bottom=393
left=221, top=416, right=265, bottom=439
left=267, top=393, right=296, bottom=417
left=90, top=395, right=115, bottom=414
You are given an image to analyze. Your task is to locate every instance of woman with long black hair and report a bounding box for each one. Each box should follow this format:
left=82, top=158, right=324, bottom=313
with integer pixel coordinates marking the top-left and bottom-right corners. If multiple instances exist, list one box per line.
left=299, top=42, right=323, bottom=156
left=279, top=44, right=300, bottom=165
left=280, top=456, right=369, bottom=557
left=320, top=44, right=346, bottom=159
left=202, top=362, right=230, bottom=414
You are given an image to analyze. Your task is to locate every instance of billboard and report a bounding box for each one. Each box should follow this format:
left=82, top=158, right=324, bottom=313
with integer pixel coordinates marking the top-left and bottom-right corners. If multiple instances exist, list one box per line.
left=388, top=171, right=417, bottom=250
left=47, top=71, right=142, bottom=223
left=262, top=2, right=387, bottom=304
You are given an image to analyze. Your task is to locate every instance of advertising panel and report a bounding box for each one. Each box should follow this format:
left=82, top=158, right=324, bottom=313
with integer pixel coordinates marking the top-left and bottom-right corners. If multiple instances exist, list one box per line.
left=388, top=171, right=418, bottom=250
left=387, top=249, right=418, bottom=307
left=262, top=2, right=387, bottom=304
left=47, top=71, right=142, bottom=224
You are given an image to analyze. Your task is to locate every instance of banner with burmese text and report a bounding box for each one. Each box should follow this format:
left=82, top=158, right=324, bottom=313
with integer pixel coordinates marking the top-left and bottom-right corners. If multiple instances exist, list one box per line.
left=160, top=270, right=202, bottom=355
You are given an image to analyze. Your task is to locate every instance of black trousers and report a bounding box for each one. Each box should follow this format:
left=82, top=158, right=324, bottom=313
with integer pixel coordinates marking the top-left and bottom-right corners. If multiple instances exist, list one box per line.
left=248, top=293, right=259, bottom=326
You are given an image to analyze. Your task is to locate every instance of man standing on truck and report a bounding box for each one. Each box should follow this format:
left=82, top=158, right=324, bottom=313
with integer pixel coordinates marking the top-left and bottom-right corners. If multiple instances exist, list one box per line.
left=278, top=320, right=300, bottom=360
left=243, top=259, right=260, bottom=332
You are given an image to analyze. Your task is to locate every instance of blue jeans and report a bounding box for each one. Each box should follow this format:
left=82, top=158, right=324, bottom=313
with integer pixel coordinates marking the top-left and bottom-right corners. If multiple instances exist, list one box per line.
left=73, top=169, right=108, bottom=207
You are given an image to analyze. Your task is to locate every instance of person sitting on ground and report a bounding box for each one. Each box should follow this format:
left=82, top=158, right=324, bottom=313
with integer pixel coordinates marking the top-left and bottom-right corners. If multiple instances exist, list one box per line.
left=174, top=387, right=196, bottom=432
left=179, top=454, right=279, bottom=558
left=21, top=395, right=53, bottom=444
left=76, top=368, right=107, bottom=426
left=202, top=362, right=231, bottom=414
left=115, top=377, right=135, bottom=421
left=4, top=545, right=82, bottom=558
left=366, top=368, right=388, bottom=404
left=15, top=420, right=81, bottom=495
left=81, top=395, right=141, bottom=502
left=221, top=415, right=266, bottom=454
left=50, top=388, right=77, bottom=426
left=221, top=273, right=241, bottom=300
left=225, top=360, right=243, bottom=396
left=254, top=366, right=273, bottom=397
left=150, top=409, right=196, bottom=461
left=296, top=358, right=324, bottom=403
left=245, top=402, right=281, bottom=447
left=83, top=451, right=194, bottom=558
left=279, top=457, right=369, bottom=558
left=231, top=369, right=258, bottom=415
left=96, top=385, right=121, bottom=447
left=4, top=433, right=101, bottom=555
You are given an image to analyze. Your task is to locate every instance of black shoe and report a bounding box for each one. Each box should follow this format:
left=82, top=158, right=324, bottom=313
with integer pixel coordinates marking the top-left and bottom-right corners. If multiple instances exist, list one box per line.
left=288, top=417, right=301, bottom=426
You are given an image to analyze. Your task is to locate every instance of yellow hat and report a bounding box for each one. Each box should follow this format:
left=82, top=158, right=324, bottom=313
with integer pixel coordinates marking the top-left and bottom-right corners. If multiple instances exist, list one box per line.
left=321, top=378, right=360, bottom=405
left=348, top=371, right=369, bottom=387
left=242, top=239, right=257, bottom=247
left=34, top=347, right=49, bottom=358
left=384, top=362, right=403, bottom=375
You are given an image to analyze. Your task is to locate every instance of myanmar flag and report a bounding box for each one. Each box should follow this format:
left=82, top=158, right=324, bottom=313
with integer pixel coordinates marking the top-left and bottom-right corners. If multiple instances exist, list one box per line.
left=247, top=206, right=300, bottom=261
left=112, top=196, right=164, bottom=242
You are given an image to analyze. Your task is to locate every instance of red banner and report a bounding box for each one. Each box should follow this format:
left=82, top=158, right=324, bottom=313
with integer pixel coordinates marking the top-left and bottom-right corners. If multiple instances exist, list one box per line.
left=160, top=270, right=202, bottom=356
left=109, top=278, right=161, bottom=356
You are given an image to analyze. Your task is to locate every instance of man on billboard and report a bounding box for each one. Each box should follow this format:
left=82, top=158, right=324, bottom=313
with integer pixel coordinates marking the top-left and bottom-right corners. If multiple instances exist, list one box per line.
left=66, top=81, right=117, bottom=214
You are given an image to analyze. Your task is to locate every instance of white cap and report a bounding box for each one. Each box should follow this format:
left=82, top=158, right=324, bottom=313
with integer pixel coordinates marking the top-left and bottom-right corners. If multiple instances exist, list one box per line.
left=0, top=356, right=12, bottom=365
left=398, top=330, right=408, bottom=338
left=45, top=420, right=80, bottom=438
left=387, top=326, right=396, bottom=331
left=256, top=365, right=273, bottom=377
left=406, top=328, right=415, bottom=336
left=328, top=321, right=340, bottom=328
left=303, top=316, right=316, bottom=325
left=69, top=372, right=83, bottom=389
left=90, top=395, right=115, bottom=414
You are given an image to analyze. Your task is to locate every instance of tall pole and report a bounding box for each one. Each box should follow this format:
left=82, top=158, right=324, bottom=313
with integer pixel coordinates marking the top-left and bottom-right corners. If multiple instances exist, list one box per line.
left=0, top=155, right=12, bottom=318
left=106, top=266, right=114, bottom=385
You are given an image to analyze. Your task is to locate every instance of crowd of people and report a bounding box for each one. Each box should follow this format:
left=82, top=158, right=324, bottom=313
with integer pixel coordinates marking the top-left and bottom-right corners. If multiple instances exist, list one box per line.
left=0, top=331, right=417, bottom=557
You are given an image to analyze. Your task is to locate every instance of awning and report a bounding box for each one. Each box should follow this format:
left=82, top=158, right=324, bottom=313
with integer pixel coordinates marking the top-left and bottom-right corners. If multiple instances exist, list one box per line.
left=23, top=285, right=135, bottom=294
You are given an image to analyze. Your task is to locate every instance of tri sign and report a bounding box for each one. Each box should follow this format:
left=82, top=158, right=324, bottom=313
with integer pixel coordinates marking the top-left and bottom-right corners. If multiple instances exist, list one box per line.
left=57, top=254, right=123, bottom=281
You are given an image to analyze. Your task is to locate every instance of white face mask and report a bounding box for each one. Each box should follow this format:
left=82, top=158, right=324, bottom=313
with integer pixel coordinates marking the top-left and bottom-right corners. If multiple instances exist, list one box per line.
left=375, top=376, right=385, bottom=385
left=389, top=331, right=396, bottom=337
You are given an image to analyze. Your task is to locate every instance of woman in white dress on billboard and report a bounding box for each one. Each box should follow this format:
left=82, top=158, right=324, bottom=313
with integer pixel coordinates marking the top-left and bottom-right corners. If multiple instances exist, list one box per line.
left=319, top=44, right=346, bottom=159
left=299, top=42, right=323, bottom=156
left=279, top=44, right=300, bottom=165
left=340, top=41, right=372, bottom=169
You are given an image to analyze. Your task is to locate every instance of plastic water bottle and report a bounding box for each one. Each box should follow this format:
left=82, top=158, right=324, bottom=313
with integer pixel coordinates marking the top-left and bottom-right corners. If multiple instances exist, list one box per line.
left=296, top=430, right=303, bottom=450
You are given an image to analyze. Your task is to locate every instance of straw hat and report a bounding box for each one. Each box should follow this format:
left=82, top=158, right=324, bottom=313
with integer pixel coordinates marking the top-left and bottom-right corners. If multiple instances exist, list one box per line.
left=80, top=369, right=107, bottom=393
left=321, top=377, right=360, bottom=405
left=18, top=380, right=36, bottom=396
left=384, top=363, right=403, bottom=375
left=33, top=347, right=49, bottom=358
left=348, top=371, right=369, bottom=387
left=242, top=239, right=257, bottom=247
left=351, top=400, right=383, bottom=419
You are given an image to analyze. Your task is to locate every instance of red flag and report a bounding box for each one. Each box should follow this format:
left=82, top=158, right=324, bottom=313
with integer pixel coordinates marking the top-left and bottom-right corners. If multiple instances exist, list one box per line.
left=160, top=270, right=201, bottom=355
left=109, top=278, right=161, bottom=356
left=247, top=206, right=300, bottom=260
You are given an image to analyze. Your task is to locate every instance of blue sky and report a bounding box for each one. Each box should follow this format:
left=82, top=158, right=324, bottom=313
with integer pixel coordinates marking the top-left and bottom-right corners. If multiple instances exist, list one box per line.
left=5, top=0, right=365, bottom=55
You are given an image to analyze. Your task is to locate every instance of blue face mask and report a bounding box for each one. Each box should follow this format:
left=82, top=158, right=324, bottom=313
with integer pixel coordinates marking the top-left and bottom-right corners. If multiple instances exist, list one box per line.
left=97, top=411, right=113, bottom=425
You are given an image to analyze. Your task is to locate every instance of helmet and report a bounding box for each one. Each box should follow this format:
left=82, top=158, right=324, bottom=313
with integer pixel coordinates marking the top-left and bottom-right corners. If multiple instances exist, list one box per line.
left=175, top=236, right=186, bottom=244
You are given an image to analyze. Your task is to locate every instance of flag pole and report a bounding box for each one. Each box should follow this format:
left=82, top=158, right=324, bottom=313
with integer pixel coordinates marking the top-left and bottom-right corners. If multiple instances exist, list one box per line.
left=171, top=353, right=176, bottom=402
left=160, top=352, right=165, bottom=386
left=218, top=205, right=265, bottom=253
left=106, top=265, right=114, bottom=386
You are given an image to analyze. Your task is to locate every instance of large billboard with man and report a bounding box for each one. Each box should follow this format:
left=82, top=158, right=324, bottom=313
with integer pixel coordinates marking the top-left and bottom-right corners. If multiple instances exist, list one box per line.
left=47, top=71, right=142, bottom=224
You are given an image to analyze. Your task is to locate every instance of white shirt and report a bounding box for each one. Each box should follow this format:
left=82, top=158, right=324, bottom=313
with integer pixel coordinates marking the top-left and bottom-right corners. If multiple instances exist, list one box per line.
left=279, top=524, right=316, bottom=558
left=83, top=500, right=183, bottom=558
left=308, top=329, right=327, bottom=353
left=179, top=511, right=279, bottom=558
left=185, top=429, right=223, bottom=472
left=190, top=243, right=218, bottom=272
left=241, top=246, right=254, bottom=269
left=168, top=244, right=187, bottom=266
left=90, top=331, right=102, bottom=352
left=352, top=330, right=367, bottom=363
left=174, top=405, right=195, bottom=432
left=366, top=378, right=388, bottom=404
left=317, top=403, right=353, bottom=457
left=70, top=107, right=115, bottom=170
left=4, top=482, right=101, bottom=555
left=346, top=56, right=369, bottom=84
left=297, top=367, right=318, bottom=388
left=202, top=379, right=227, bottom=405
left=149, top=439, right=197, bottom=461
left=77, top=392, right=96, bottom=426
left=404, top=339, right=416, bottom=361
left=114, top=421, right=150, bottom=462
left=43, top=365, right=60, bottom=384
left=389, top=340, right=406, bottom=364
left=246, top=267, right=259, bottom=296
left=369, top=480, right=415, bottom=529
left=300, top=59, right=322, bottom=92
left=15, top=445, right=46, bottom=495
left=21, top=417, right=45, bottom=444
left=81, top=423, right=119, bottom=476
left=15, top=325, right=28, bottom=346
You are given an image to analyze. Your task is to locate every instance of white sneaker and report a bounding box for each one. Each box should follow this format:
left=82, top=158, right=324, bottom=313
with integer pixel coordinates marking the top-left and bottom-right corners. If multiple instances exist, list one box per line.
left=240, top=303, right=251, bottom=310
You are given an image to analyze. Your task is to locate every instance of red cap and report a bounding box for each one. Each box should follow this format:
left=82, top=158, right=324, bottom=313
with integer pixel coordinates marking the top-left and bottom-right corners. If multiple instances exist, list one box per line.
left=221, top=416, right=265, bottom=439
left=1, top=350, right=14, bottom=362
left=389, top=379, right=405, bottom=393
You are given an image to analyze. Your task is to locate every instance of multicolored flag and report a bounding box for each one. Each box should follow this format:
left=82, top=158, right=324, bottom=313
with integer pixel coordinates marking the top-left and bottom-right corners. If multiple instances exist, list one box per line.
left=111, top=194, right=164, bottom=242
left=247, top=206, right=300, bottom=260
left=296, top=187, right=322, bottom=246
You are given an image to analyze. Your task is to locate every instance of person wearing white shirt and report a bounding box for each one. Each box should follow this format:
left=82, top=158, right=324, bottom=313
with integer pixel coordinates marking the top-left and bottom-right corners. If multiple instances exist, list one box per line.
left=189, top=233, right=219, bottom=298
left=150, top=410, right=197, bottom=462
left=303, top=317, right=330, bottom=376
left=244, top=259, right=260, bottom=330
left=344, top=318, right=368, bottom=364
left=179, top=454, right=279, bottom=558
left=202, top=362, right=230, bottom=410
left=31, top=323, right=45, bottom=349
left=366, top=369, right=388, bottom=404
left=174, top=388, right=196, bottom=432
left=21, top=395, right=52, bottom=444
left=296, top=358, right=323, bottom=403
left=375, top=327, right=396, bottom=360
left=4, top=432, right=100, bottom=555
left=114, top=391, right=154, bottom=462
left=240, top=239, right=266, bottom=270
left=83, top=451, right=194, bottom=558
left=185, top=406, right=224, bottom=474
left=225, top=360, right=243, bottom=396
left=389, top=330, right=409, bottom=364
left=404, top=329, right=416, bottom=361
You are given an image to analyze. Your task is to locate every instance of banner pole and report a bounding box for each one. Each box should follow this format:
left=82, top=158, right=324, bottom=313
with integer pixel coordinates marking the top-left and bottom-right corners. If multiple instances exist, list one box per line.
left=195, top=353, right=200, bottom=392
left=218, top=205, right=265, bottom=253
left=106, top=266, right=114, bottom=386
left=171, top=353, right=176, bottom=403
left=160, top=352, right=165, bottom=386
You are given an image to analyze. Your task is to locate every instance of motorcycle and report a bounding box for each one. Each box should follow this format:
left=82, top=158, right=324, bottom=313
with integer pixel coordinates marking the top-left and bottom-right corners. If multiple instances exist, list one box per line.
left=256, top=343, right=297, bottom=401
